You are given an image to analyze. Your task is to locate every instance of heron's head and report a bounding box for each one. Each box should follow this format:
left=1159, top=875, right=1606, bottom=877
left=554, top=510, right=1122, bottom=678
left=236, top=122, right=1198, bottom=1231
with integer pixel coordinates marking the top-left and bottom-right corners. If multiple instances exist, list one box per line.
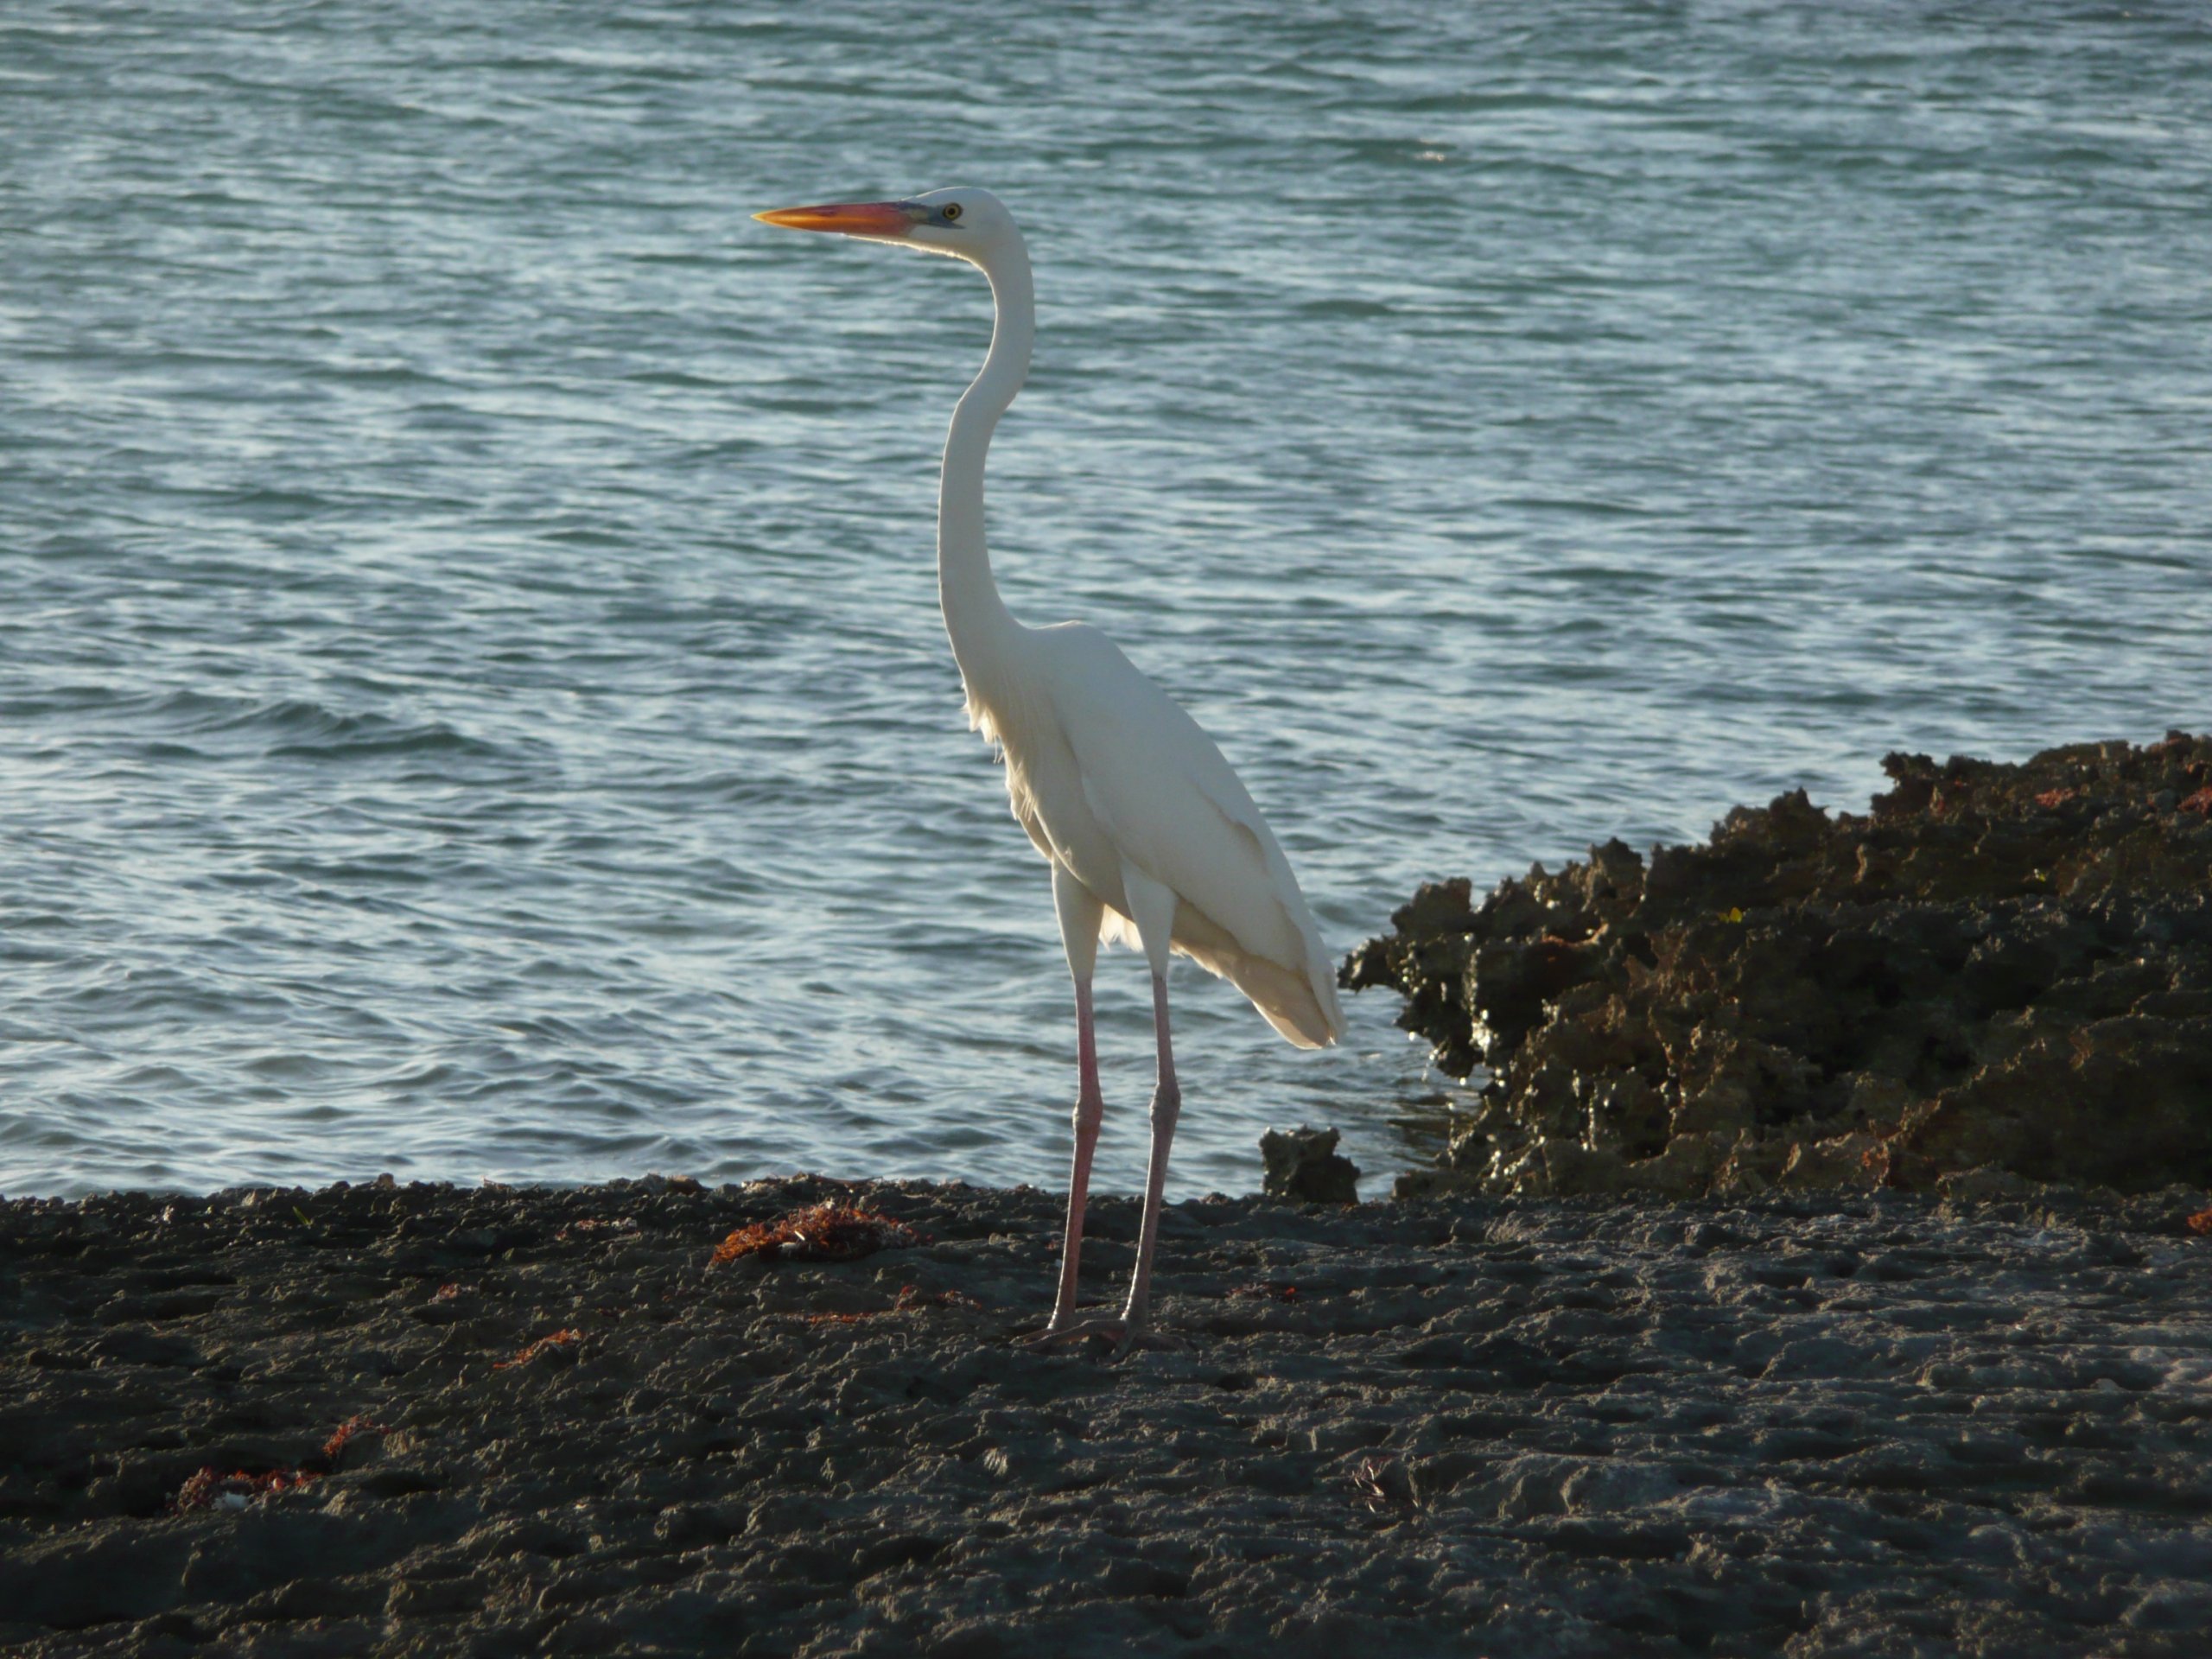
left=753, top=187, right=1017, bottom=267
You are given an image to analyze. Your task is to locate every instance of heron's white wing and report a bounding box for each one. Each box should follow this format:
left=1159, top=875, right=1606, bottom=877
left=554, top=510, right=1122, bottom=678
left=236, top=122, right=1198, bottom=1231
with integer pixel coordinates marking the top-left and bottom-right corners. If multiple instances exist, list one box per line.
left=1034, top=623, right=1343, bottom=1044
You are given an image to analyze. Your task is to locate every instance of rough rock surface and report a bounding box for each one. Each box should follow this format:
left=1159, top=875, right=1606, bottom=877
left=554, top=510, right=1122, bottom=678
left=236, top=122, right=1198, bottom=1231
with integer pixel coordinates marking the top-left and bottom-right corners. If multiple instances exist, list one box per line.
left=1344, top=734, right=2212, bottom=1200
left=1259, top=1127, right=1361, bottom=1205
left=5, top=1177, right=2212, bottom=1656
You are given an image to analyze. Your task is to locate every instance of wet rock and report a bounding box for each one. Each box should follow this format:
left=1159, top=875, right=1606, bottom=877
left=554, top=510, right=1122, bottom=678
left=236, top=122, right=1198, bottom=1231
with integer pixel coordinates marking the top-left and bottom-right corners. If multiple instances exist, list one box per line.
left=1259, top=1127, right=1361, bottom=1204
left=1349, top=734, right=2212, bottom=1198
left=3, top=1178, right=2211, bottom=1656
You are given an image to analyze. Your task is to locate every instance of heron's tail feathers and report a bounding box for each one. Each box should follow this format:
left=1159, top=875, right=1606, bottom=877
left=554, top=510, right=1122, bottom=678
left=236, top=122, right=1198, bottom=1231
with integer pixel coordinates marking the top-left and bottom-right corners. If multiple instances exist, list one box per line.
left=1179, top=935, right=1345, bottom=1050
left=1099, top=890, right=1345, bottom=1049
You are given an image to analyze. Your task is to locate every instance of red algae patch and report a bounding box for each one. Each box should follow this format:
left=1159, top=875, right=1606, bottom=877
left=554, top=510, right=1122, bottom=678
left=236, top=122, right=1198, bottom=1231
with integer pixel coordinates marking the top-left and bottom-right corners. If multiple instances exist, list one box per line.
left=797, top=1285, right=981, bottom=1325
left=493, top=1328, right=582, bottom=1369
left=172, top=1465, right=318, bottom=1513
left=709, top=1201, right=928, bottom=1266
left=169, top=1415, right=388, bottom=1512
left=555, top=1216, right=638, bottom=1241
left=320, top=1414, right=387, bottom=1462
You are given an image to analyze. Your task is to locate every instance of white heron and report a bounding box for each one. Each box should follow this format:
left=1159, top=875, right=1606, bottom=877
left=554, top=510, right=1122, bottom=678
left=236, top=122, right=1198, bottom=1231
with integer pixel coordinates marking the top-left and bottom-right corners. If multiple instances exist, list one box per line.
left=754, top=188, right=1344, bottom=1351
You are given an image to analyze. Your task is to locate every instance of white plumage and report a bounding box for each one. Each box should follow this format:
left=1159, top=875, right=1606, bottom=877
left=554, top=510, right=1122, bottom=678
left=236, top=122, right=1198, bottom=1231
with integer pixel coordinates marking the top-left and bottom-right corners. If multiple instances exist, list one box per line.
left=999, top=620, right=1343, bottom=1049
left=756, top=186, right=1339, bottom=1350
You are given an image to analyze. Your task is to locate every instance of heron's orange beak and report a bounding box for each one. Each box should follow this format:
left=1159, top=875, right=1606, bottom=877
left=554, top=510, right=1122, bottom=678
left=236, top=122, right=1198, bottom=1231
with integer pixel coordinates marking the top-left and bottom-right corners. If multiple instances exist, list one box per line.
left=753, top=200, right=918, bottom=238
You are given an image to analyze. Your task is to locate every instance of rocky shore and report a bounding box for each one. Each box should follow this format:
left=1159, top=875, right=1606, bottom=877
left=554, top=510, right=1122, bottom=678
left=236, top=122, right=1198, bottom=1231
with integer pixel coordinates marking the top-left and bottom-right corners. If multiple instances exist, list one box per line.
left=5, top=1175, right=2211, bottom=1656
left=1344, top=734, right=2212, bottom=1201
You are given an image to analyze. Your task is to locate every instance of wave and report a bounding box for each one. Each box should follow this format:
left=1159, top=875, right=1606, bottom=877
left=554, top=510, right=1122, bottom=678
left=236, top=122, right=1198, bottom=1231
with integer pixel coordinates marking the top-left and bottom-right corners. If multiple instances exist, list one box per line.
left=123, top=690, right=510, bottom=762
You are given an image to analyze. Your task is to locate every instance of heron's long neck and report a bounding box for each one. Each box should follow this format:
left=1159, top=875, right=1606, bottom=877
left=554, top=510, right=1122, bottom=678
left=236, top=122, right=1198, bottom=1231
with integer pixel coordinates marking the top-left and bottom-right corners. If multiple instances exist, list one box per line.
left=939, top=245, right=1033, bottom=694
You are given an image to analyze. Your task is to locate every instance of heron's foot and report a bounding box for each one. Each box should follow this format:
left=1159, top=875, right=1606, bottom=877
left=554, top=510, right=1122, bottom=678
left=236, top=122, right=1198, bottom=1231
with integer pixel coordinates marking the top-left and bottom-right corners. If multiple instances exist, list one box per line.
left=1020, top=1314, right=1187, bottom=1359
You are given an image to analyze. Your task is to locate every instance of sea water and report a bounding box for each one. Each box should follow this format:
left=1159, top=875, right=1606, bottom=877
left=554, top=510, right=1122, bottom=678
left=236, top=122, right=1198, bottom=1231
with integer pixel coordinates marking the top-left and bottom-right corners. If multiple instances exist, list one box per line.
left=4, top=1, right=2209, bottom=1198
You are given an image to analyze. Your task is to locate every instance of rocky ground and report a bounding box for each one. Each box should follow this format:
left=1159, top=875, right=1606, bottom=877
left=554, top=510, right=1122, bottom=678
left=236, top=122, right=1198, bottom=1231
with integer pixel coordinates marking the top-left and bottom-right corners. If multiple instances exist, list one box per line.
left=1344, top=734, right=2212, bottom=1200
left=4, top=1175, right=2211, bottom=1657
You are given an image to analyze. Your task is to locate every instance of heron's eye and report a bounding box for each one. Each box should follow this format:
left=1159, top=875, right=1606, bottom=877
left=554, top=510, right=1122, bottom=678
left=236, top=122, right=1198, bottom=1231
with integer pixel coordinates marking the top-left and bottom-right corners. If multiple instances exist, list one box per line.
left=942, top=203, right=963, bottom=221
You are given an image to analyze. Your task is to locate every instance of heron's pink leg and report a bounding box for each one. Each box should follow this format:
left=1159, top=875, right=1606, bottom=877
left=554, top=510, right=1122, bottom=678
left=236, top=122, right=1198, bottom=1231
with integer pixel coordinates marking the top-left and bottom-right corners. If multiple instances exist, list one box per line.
left=1118, top=969, right=1181, bottom=1331
left=1045, top=978, right=1105, bottom=1331
left=1027, top=870, right=1185, bottom=1356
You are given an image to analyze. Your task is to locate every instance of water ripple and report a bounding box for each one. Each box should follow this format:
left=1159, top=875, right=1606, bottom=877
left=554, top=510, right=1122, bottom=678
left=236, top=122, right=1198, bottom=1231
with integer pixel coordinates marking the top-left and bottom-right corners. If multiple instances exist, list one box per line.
left=2, top=0, right=2208, bottom=1199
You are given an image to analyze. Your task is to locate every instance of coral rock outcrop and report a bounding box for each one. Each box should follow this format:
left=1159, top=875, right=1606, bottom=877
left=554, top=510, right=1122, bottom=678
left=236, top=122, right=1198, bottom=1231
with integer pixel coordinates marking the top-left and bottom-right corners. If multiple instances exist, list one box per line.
left=1345, top=734, right=2212, bottom=1198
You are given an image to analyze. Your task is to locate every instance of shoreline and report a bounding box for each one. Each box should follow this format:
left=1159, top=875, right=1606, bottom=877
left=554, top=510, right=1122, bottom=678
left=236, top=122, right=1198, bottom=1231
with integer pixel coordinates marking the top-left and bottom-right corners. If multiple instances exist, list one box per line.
left=5, top=1175, right=2210, bottom=1656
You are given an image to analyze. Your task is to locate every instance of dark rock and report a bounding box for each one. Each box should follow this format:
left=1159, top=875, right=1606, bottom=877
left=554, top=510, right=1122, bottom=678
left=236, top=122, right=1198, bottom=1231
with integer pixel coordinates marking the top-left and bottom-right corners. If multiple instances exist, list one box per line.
left=1260, top=1127, right=1361, bottom=1204
left=1347, top=733, right=2212, bottom=1198
left=8, top=1173, right=2211, bottom=1657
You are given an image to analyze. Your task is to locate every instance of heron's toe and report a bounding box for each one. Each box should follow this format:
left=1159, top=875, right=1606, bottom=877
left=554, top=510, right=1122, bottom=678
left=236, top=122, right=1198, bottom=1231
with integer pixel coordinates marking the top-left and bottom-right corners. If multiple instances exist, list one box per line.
left=1018, top=1315, right=1185, bottom=1359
